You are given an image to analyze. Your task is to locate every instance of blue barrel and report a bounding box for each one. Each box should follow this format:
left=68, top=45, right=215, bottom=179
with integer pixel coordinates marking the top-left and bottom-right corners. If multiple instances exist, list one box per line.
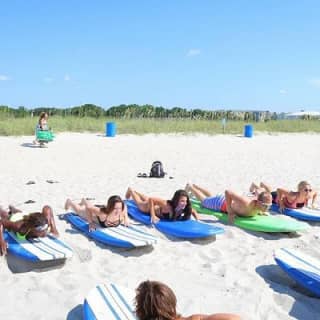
left=244, top=124, right=253, bottom=138
left=106, top=122, right=116, bottom=137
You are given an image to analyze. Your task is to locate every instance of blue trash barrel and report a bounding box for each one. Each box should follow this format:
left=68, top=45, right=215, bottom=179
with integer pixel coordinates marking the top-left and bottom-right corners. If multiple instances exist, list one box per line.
left=244, top=124, right=253, bottom=138
left=106, top=122, right=117, bottom=137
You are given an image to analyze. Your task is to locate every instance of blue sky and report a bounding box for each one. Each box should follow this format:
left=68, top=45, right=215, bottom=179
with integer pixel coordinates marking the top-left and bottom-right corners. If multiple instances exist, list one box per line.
left=1, top=1, right=320, bottom=112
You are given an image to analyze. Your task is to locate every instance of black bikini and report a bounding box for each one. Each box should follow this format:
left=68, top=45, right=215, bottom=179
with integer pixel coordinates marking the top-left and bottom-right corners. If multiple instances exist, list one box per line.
left=97, top=215, right=121, bottom=228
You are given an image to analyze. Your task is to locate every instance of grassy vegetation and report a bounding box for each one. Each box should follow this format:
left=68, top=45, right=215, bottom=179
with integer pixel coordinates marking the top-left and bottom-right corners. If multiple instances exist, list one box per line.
left=0, top=116, right=319, bottom=136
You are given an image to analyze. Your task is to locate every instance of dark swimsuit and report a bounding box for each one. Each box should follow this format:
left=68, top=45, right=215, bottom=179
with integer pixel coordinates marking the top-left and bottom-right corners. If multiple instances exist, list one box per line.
left=95, top=206, right=121, bottom=228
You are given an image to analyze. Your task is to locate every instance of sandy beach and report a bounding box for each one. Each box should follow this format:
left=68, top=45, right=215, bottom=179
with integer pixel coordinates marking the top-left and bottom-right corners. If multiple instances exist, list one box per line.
left=0, top=132, right=319, bottom=320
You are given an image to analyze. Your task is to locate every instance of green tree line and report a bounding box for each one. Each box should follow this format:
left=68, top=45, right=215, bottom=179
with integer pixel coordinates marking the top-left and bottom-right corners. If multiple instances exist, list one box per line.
left=0, top=103, right=298, bottom=121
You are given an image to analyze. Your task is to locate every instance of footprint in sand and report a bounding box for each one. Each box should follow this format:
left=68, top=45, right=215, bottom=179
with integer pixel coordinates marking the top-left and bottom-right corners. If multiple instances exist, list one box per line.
left=73, top=246, right=92, bottom=262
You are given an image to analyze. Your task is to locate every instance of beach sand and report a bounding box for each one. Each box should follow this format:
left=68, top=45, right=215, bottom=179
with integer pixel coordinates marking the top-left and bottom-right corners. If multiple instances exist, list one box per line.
left=0, top=132, right=319, bottom=320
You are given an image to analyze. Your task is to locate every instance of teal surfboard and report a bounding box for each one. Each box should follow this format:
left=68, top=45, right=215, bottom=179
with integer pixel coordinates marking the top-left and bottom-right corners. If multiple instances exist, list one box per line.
left=192, top=200, right=308, bottom=233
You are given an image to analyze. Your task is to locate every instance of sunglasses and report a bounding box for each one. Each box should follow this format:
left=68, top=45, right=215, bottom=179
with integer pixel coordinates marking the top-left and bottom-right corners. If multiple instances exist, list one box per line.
left=304, top=188, right=312, bottom=192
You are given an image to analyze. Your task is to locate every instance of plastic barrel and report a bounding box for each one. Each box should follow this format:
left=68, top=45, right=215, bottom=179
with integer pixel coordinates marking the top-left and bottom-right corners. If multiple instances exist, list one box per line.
left=244, top=124, right=253, bottom=138
left=106, top=122, right=116, bottom=137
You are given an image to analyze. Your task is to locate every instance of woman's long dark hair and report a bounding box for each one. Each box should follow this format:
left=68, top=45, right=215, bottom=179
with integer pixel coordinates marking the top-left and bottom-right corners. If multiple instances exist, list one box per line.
left=168, top=189, right=192, bottom=221
left=104, top=195, right=124, bottom=214
left=19, top=212, right=48, bottom=236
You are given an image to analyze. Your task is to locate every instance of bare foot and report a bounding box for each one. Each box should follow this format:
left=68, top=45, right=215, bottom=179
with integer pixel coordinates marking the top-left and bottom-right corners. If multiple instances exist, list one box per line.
left=64, top=199, right=72, bottom=211
left=249, top=183, right=256, bottom=193
left=8, top=205, right=22, bottom=214
left=125, top=187, right=132, bottom=200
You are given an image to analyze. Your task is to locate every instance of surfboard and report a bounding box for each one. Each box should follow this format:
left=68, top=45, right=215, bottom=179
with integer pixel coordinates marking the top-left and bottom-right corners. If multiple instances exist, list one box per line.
left=274, top=248, right=320, bottom=297
left=64, top=213, right=157, bottom=248
left=271, top=203, right=320, bottom=222
left=4, top=231, right=73, bottom=262
left=126, top=200, right=224, bottom=239
left=191, top=200, right=308, bottom=233
left=83, top=283, right=136, bottom=320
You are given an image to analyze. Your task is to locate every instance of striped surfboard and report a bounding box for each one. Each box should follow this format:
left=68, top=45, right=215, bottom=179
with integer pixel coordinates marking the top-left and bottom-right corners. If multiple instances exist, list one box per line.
left=83, top=283, right=136, bottom=320
left=65, top=213, right=157, bottom=248
left=4, top=231, right=73, bottom=262
left=274, top=248, right=320, bottom=297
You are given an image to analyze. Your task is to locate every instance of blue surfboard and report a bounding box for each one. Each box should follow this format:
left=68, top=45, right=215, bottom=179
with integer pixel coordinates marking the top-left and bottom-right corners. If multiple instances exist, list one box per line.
left=271, top=203, right=320, bottom=222
left=4, top=231, right=73, bottom=262
left=65, top=213, right=157, bottom=248
left=126, top=200, right=224, bottom=239
left=274, top=248, right=320, bottom=297
left=83, top=283, right=136, bottom=320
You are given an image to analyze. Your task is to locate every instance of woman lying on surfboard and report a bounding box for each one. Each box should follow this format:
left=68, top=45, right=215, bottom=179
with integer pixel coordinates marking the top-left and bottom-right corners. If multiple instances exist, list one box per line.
left=249, top=181, right=318, bottom=211
left=135, top=280, right=241, bottom=320
left=64, top=195, right=129, bottom=231
left=185, top=183, right=272, bottom=224
left=125, top=188, right=199, bottom=224
left=0, top=205, right=59, bottom=255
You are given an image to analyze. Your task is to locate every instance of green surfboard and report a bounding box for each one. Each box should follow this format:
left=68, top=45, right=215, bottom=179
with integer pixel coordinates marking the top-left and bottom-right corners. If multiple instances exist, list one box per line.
left=192, top=200, right=308, bottom=233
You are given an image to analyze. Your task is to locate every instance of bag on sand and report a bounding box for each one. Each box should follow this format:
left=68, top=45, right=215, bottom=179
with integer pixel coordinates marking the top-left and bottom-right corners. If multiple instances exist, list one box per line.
left=149, top=161, right=165, bottom=178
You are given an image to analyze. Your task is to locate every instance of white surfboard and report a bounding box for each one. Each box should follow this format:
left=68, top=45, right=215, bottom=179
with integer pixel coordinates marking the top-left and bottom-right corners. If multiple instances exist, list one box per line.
left=5, top=231, right=73, bottom=262
left=83, top=283, right=136, bottom=320
left=274, top=248, right=320, bottom=297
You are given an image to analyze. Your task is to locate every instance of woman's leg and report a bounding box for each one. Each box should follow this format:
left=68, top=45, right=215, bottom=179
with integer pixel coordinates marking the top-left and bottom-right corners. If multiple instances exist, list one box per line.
left=260, top=182, right=272, bottom=193
left=125, top=188, right=150, bottom=212
left=185, top=183, right=212, bottom=201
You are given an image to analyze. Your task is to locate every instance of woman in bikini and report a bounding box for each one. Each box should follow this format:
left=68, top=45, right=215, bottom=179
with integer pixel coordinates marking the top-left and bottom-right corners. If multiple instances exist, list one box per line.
left=249, top=181, right=318, bottom=211
left=186, top=183, right=272, bottom=224
left=64, top=196, right=129, bottom=231
left=0, top=206, right=59, bottom=255
left=125, top=188, right=199, bottom=224
left=135, top=280, right=241, bottom=320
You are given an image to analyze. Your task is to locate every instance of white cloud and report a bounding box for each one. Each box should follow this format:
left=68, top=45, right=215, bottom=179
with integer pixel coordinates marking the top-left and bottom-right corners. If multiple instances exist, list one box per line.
left=309, top=78, right=320, bottom=88
left=44, top=77, right=54, bottom=83
left=0, top=75, right=9, bottom=81
left=64, top=74, right=71, bottom=81
left=279, top=89, right=287, bottom=94
left=187, top=49, right=201, bottom=57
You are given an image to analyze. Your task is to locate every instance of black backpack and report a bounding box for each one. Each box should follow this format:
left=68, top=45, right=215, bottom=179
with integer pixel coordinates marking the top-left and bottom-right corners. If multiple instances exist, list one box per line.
left=149, top=161, right=165, bottom=178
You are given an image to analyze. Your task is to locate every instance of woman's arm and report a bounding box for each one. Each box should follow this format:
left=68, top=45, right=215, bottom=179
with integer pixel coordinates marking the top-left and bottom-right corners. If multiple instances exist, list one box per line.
left=0, top=223, right=7, bottom=256
left=122, top=205, right=130, bottom=226
left=311, top=191, right=318, bottom=208
left=148, top=198, right=160, bottom=223
left=191, top=208, right=200, bottom=220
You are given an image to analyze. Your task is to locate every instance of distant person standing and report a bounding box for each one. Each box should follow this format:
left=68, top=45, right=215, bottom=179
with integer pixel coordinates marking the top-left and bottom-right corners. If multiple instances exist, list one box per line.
left=38, top=112, right=49, bottom=130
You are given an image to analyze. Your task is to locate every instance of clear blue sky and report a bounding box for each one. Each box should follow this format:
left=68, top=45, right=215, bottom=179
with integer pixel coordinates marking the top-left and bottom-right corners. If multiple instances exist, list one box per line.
left=1, top=0, right=320, bottom=112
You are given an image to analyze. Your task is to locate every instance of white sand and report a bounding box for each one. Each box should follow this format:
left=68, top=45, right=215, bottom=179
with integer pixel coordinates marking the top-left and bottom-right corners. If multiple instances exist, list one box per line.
left=0, top=132, right=319, bottom=320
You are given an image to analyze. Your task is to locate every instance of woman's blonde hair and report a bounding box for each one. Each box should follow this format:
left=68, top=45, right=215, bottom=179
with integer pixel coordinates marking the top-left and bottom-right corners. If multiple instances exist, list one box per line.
left=297, top=181, right=311, bottom=191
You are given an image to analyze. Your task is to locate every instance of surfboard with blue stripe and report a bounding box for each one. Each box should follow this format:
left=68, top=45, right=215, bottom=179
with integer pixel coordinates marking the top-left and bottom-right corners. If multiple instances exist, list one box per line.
left=83, top=283, right=136, bottom=320
left=65, top=213, right=157, bottom=248
left=274, top=248, right=320, bottom=297
left=271, top=203, right=320, bottom=222
left=4, top=231, right=73, bottom=262
left=126, top=200, right=224, bottom=239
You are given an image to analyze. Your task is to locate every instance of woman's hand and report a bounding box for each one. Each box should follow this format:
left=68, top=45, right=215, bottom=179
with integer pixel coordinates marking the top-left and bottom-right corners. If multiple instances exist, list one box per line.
left=88, top=222, right=96, bottom=232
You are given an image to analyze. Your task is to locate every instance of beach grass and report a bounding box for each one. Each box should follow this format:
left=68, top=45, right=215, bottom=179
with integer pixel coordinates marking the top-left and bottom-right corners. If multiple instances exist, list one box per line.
left=0, top=116, right=319, bottom=136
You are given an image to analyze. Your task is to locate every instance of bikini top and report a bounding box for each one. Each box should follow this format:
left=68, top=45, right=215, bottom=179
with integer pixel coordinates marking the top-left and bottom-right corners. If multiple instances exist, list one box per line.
left=97, top=215, right=121, bottom=228
left=283, top=195, right=306, bottom=209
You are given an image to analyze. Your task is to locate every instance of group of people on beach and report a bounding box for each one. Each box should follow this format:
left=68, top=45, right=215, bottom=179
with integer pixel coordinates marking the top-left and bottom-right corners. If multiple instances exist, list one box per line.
left=0, top=179, right=317, bottom=320
left=0, top=180, right=317, bottom=253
